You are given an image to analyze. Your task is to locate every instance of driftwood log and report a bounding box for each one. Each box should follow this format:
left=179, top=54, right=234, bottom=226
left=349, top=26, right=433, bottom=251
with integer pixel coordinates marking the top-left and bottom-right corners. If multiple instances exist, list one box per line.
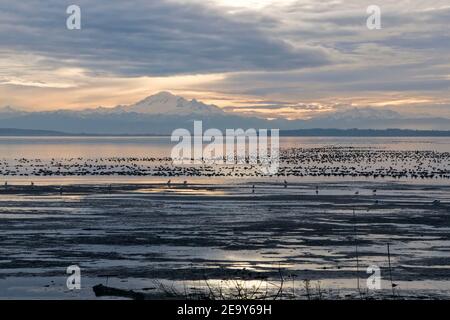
left=93, top=284, right=147, bottom=300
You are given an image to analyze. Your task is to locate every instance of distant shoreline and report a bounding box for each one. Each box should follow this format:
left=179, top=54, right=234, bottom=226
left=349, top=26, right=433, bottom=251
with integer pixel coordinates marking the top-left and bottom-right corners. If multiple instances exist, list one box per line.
left=281, top=128, right=450, bottom=137
left=1, top=128, right=450, bottom=137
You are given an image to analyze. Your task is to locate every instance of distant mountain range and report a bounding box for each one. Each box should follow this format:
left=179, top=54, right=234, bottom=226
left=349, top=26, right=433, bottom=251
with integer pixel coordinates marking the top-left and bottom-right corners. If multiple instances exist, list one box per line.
left=1, top=127, right=450, bottom=137
left=1, top=91, right=449, bottom=134
left=0, top=128, right=66, bottom=136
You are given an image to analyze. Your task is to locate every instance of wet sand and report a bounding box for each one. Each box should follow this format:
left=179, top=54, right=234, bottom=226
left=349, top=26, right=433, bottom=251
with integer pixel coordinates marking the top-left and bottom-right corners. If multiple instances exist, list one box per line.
left=0, top=181, right=449, bottom=299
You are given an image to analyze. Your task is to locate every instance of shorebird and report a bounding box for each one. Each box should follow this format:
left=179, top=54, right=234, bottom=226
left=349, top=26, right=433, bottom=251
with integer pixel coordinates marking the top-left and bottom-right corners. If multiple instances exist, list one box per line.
left=433, top=200, right=441, bottom=206
left=167, top=180, right=171, bottom=188
left=284, top=180, right=288, bottom=188
left=252, top=185, right=255, bottom=194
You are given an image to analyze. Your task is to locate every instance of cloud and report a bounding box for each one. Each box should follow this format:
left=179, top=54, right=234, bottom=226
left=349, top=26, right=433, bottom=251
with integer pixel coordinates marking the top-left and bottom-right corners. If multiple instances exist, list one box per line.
left=0, top=0, right=329, bottom=77
left=0, top=0, right=448, bottom=119
left=223, top=101, right=332, bottom=119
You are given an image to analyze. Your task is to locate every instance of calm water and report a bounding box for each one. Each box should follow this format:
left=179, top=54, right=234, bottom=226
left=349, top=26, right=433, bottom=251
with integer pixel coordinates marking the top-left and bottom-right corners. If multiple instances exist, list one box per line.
left=0, top=136, right=449, bottom=159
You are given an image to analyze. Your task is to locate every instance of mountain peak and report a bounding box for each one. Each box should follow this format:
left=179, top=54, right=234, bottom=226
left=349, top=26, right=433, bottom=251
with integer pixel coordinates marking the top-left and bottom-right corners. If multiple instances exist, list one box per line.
left=0, top=105, right=28, bottom=120
left=136, top=91, right=183, bottom=105
left=0, top=105, right=20, bottom=113
left=152, top=91, right=176, bottom=98
left=126, top=92, right=224, bottom=116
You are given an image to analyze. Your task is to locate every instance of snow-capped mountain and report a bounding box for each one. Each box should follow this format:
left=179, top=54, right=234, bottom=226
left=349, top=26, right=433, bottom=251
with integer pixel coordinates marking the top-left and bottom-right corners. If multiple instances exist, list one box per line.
left=0, top=105, right=28, bottom=119
left=0, top=106, right=19, bottom=114
left=82, top=91, right=224, bottom=116
left=123, top=91, right=224, bottom=115
left=300, top=107, right=427, bottom=129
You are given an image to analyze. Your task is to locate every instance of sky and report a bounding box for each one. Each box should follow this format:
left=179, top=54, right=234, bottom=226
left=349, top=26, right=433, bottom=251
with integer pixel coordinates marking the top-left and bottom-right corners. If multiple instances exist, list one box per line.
left=0, top=0, right=449, bottom=119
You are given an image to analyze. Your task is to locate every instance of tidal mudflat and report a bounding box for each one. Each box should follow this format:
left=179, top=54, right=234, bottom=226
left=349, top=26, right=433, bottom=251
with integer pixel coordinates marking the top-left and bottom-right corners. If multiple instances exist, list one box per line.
left=0, top=137, right=449, bottom=299
left=0, top=181, right=449, bottom=299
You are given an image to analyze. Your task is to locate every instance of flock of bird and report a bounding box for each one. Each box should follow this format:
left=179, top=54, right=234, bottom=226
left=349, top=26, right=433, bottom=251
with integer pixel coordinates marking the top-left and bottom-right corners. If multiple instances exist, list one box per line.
left=0, top=147, right=448, bottom=179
